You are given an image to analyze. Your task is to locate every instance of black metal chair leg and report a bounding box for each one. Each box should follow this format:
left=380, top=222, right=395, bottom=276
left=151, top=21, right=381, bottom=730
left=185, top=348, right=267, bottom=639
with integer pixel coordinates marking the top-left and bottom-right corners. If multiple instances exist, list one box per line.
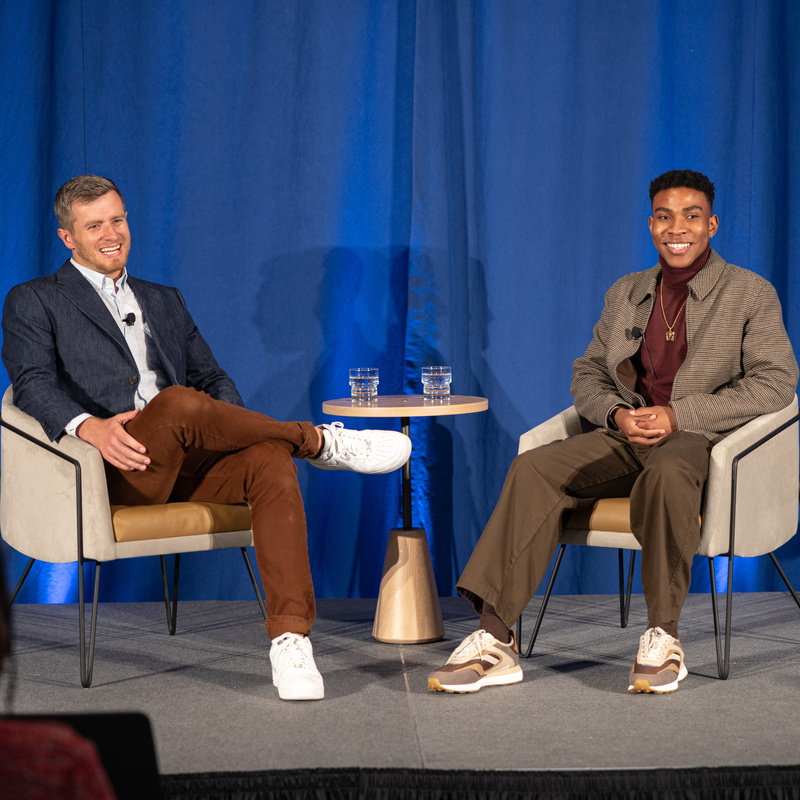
left=240, top=548, right=267, bottom=620
left=618, top=549, right=636, bottom=628
left=708, top=555, right=734, bottom=680
left=517, top=543, right=567, bottom=658
left=78, top=560, right=101, bottom=688
left=8, top=557, right=36, bottom=606
left=768, top=552, right=800, bottom=610
left=160, top=554, right=180, bottom=635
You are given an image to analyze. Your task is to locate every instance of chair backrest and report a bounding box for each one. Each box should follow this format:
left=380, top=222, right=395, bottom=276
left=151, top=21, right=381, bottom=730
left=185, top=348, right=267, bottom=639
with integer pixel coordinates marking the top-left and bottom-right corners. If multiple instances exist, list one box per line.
left=1, top=387, right=119, bottom=563
left=699, top=397, right=798, bottom=558
left=1, top=387, right=255, bottom=565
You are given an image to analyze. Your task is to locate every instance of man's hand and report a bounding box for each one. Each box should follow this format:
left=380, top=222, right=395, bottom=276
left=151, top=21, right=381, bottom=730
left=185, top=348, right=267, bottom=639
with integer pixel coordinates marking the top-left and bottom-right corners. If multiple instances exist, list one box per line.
left=613, top=405, right=677, bottom=446
left=76, top=411, right=150, bottom=471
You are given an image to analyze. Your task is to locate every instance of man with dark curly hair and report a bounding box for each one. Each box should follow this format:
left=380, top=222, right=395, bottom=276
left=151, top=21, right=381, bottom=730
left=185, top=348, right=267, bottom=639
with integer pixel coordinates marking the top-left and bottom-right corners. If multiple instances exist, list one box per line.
left=428, top=169, right=798, bottom=694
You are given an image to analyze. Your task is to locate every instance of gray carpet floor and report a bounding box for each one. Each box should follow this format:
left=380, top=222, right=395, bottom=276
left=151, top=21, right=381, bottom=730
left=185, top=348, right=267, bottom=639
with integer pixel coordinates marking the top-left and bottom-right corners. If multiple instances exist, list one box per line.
left=3, top=592, right=800, bottom=776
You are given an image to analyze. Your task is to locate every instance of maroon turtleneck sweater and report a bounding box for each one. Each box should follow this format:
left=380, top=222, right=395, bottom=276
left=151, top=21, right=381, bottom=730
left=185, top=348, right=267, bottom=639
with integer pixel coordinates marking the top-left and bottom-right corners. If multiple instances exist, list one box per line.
left=632, top=244, right=711, bottom=406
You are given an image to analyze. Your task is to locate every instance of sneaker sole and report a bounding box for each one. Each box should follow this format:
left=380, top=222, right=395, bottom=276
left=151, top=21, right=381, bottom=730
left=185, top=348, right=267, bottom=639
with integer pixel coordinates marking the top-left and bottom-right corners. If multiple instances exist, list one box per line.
left=313, top=440, right=412, bottom=474
left=275, top=685, right=325, bottom=701
left=309, top=432, right=412, bottom=475
left=628, top=663, right=688, bottom=694
left=428, top=666, right=523, bottom=693
left=311, top=458, right=408, bottom=475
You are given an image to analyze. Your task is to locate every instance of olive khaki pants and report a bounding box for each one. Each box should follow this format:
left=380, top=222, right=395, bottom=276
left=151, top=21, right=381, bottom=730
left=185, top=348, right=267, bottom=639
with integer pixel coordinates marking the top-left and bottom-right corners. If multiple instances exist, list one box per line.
left=457, top=429, right=713, bottom=629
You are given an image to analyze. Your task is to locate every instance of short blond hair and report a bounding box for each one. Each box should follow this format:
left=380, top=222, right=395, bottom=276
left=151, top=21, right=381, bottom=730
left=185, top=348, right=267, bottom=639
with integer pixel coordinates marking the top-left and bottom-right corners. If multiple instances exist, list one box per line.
left=54, top=175, right=125, bottom=231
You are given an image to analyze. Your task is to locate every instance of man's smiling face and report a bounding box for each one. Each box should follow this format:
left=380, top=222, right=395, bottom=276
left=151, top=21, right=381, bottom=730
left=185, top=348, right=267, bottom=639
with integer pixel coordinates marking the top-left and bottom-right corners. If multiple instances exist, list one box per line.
left=648, top=186, right=718, bottom=268
left=57, top=191, right=131, bottom=281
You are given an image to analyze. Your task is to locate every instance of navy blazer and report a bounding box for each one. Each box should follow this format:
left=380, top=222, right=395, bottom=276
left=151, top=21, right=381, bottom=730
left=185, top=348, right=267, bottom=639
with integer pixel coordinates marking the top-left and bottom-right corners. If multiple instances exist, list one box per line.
left=2, top=260, right=243, bottom=440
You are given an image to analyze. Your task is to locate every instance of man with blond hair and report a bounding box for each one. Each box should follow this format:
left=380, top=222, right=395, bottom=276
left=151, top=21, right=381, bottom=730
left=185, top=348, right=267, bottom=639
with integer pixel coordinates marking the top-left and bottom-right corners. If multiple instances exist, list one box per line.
left=3, top=174, right=411, bottom=701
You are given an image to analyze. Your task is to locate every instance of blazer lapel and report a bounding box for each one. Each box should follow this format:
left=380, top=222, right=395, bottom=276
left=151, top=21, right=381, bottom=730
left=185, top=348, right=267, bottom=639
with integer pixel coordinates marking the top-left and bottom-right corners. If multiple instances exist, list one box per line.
left=128, top=278, right=181, bottom=385
left=55, top=261, right=134, bottom=362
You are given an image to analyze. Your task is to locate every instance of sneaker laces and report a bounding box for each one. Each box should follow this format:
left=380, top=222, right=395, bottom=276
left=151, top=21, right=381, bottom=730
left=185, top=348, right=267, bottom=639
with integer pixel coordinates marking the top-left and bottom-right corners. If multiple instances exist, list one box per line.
left=448, top=630, right=493, bottom=662
left=274, top=633, right=313, bottom=669
left=638, top=627, right=673, bottom=662
left=321, top=422, right=370, bottom=461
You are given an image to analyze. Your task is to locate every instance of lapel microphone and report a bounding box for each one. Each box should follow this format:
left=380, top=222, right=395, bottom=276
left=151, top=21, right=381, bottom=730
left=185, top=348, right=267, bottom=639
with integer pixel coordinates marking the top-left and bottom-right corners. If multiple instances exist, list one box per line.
left=123, top=313, right=136, bottom=326
left=631, top=326, right=643, bottom=340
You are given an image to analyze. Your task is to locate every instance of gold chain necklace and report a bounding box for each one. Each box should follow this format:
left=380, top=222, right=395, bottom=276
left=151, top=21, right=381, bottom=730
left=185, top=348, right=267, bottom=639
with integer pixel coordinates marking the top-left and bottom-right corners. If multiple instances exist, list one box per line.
left=659, top=282, right=687, bottom=342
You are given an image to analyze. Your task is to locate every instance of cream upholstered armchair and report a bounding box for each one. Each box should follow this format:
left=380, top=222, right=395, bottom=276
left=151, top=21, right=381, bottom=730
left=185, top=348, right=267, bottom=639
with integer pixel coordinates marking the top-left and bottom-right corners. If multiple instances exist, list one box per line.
left=0, top=387, right=265, bottom=687
left=515, top=398, right=800, bottom=678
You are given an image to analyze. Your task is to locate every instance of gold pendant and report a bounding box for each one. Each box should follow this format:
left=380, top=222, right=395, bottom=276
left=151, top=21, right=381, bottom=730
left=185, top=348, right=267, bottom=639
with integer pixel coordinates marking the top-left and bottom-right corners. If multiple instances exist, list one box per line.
left=666, top=330, right=675, bottom=342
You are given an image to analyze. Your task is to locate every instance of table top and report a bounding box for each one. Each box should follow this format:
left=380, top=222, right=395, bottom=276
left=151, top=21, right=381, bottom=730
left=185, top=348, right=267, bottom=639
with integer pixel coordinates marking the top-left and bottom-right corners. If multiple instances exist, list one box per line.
left=322, top=394, right=488, bottom=418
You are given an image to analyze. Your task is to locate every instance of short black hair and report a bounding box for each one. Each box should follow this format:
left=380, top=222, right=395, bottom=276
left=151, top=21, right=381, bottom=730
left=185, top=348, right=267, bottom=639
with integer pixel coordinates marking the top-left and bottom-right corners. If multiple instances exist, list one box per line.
left=649, top=169, right=715, bottom=210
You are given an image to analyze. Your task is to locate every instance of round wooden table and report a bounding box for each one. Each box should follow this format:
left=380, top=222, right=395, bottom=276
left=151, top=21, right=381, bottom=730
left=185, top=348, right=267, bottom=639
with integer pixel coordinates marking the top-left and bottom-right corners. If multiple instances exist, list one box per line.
left=322, top=395, right=489, bottom=643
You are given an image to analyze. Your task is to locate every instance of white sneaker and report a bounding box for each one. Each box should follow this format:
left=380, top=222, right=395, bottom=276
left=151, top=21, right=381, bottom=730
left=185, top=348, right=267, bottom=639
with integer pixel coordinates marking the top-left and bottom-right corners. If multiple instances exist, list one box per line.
left=307, top=422, right=411, bottom=474
left=269, top=633, right=324, bottom=701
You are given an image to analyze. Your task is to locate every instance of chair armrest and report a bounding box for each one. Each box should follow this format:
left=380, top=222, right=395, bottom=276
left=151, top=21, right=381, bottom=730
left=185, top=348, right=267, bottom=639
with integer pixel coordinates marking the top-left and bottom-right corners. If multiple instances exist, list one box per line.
left=518, top=406, right=584, bottom=454
left=699, top=396, right=799, bottom=557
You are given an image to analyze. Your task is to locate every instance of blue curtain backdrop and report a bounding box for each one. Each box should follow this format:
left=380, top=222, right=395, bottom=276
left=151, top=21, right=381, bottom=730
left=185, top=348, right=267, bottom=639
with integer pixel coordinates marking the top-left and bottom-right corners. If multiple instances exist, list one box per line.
left=1, top=0, right=798, bottom=603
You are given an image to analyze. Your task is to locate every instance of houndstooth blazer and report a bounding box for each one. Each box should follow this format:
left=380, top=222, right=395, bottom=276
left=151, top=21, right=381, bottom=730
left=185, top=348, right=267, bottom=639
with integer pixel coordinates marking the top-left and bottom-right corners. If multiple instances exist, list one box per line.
left=571, top=249, right=798, bottom=442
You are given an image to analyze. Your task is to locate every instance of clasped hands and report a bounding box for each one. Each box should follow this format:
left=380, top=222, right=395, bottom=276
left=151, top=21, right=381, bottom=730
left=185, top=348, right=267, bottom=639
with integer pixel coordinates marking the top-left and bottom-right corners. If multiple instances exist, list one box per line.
left=613, top=405, right=677, bottom=445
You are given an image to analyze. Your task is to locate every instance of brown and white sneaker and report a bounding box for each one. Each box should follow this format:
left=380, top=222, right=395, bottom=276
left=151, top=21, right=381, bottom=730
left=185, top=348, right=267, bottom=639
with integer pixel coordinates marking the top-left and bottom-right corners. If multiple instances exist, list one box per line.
left=427, top=629, right=523, bottom=693
left=628, top=626, right=688, bottom=694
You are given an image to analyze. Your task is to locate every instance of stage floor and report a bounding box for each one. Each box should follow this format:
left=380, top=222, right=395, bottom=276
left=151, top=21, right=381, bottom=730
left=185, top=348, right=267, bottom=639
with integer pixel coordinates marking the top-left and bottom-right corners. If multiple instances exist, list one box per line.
left=4, top=592, right=800, bottom=776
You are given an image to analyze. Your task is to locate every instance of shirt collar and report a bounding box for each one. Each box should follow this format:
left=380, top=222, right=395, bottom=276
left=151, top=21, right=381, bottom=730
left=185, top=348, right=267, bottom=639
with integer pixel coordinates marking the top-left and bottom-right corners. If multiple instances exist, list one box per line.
left=71, top=258, right=129, bottom=294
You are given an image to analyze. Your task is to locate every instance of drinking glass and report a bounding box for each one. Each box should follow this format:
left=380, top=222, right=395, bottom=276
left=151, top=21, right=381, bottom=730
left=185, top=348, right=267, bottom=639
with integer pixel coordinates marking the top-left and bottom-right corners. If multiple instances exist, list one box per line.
left=421, top=366, right=451, bottom=399
left=349, top=367, right=379, bottom=401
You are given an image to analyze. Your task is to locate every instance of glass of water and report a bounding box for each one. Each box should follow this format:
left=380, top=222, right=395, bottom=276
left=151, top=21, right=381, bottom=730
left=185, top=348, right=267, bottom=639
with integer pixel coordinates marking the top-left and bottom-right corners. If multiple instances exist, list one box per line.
left=349, top=367, right=379, bottom=401
left=421, top=366, right=452, bottom=399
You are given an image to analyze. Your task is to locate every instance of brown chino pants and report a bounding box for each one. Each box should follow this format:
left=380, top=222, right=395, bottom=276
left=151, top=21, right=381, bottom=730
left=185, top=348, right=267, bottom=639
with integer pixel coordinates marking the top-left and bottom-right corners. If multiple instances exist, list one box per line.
left=103, top=386, right=321, bottom=639
left=457, top=429, right=713, bottom=629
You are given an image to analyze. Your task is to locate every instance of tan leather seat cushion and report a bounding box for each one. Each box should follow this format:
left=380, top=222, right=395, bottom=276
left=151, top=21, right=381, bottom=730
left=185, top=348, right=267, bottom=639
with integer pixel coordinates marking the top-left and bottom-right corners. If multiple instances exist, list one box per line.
left=565, top=497, right=700, bottom=534
left=565, top=498, right=633, bottom=533
left=110, top=502, right=251, bottom=543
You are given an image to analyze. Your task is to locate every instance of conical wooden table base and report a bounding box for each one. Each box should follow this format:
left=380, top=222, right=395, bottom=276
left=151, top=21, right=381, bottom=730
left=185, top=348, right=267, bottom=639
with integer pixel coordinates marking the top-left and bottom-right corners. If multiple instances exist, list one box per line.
left=372, top=528, right=444, bottom=643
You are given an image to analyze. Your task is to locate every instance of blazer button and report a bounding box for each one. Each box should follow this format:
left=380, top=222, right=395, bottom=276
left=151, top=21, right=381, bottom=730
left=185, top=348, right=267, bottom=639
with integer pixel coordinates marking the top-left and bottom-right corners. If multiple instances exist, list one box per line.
left=129, top=376, right=138, bottom=384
